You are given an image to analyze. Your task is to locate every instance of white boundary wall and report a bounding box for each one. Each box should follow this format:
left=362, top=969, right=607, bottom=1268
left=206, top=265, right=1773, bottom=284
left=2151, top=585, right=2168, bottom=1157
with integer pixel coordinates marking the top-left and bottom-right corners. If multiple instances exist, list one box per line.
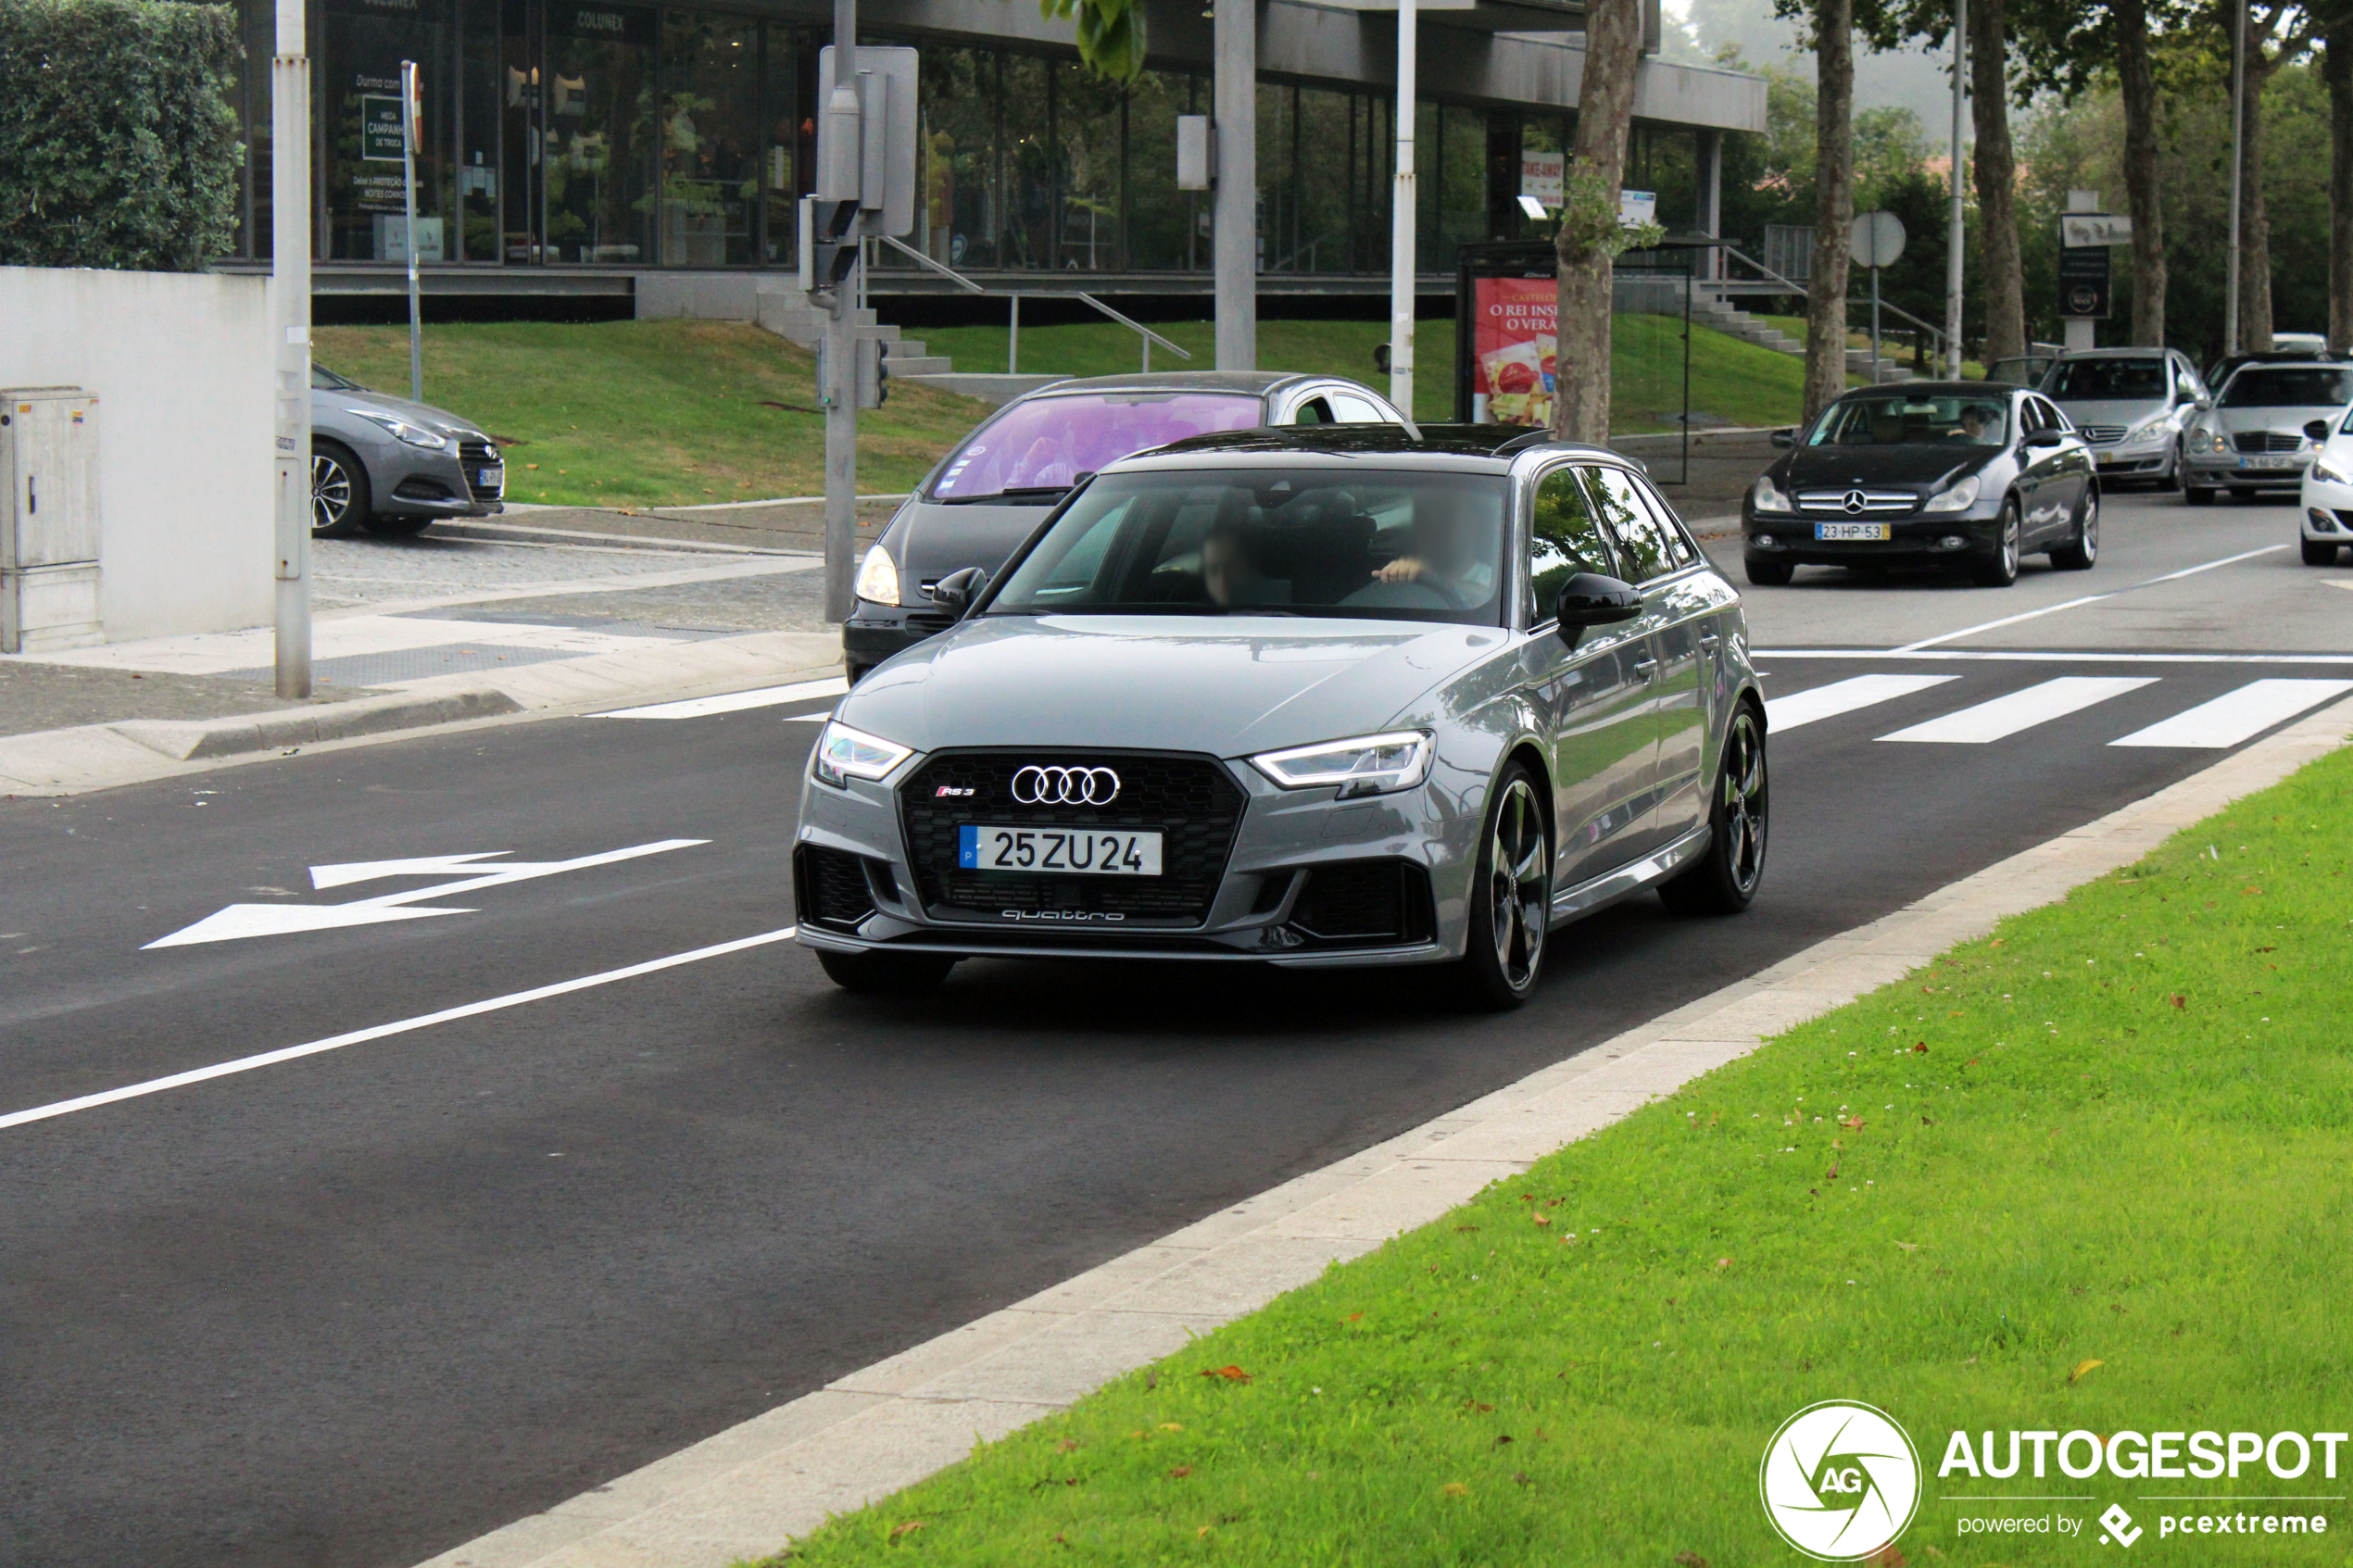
left=1, top=267, right=273, bottom=642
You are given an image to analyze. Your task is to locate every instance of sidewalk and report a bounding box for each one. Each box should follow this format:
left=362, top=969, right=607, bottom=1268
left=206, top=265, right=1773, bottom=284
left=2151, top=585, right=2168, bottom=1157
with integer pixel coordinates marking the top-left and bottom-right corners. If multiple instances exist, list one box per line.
left=0, top=526, right=848, bottom=797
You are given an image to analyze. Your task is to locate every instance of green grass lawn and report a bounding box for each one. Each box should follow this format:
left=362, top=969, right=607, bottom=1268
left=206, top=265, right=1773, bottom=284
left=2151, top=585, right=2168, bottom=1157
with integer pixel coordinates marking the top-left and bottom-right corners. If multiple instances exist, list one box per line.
left=921, top=314, right=1811, bottom=433
left=313, top=320, right=989, bottom=508
left=770, top=740, right=2353, bottom=1565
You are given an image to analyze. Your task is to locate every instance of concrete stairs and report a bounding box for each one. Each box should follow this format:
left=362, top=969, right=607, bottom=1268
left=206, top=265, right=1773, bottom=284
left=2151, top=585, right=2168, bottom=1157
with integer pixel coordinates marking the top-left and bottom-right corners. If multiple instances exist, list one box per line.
left=1692, top=291, right=1918, bottom=384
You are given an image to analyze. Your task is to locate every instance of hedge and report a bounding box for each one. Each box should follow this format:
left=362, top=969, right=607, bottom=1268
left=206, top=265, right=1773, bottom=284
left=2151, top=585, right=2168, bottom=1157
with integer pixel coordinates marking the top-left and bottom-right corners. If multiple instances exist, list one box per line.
left=0, top=0, right=242, bottom=271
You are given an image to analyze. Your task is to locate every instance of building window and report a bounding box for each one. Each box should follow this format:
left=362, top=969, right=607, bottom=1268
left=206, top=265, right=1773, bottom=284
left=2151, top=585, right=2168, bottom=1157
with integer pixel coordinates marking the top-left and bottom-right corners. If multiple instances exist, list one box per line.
left=319, top=0, right=457, bottom=263
left=660, top=10, right=758, bottom=265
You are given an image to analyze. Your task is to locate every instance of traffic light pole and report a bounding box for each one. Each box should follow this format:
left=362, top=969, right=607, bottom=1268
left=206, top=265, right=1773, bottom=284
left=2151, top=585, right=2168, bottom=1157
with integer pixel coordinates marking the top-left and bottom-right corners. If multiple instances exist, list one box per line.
left=272, top=0, right=312, bottom=698
left=822, top=0, right=859, bottom=624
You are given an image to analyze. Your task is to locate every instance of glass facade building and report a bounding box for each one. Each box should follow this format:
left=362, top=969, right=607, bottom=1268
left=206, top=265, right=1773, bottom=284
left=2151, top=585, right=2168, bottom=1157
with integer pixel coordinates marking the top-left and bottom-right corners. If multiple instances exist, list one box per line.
left=220, top=0, right=1733, bottom=284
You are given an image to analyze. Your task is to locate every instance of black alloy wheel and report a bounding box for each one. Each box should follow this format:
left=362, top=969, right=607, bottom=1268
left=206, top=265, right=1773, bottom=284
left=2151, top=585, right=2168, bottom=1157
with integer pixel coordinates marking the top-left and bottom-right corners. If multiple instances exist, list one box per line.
left=1453, top=764, right=1551, bottom=1010
left=2051, top=485, right=2099, bottom=571
left=1660, top=701, right=1769, bottom=916
left=311, top=443, right=369, bottom=538
left=1971, top=499, right=2021, bottom=587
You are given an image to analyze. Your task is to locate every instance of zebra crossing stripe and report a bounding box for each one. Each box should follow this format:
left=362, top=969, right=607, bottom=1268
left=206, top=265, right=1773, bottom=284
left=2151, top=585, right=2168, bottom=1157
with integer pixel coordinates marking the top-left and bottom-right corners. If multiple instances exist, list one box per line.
left=2109, top=678, right=2353, bottom=749
left=1764, top=674, right=1959, bottom=733
left=1879, top=676, right=2158, bottom=745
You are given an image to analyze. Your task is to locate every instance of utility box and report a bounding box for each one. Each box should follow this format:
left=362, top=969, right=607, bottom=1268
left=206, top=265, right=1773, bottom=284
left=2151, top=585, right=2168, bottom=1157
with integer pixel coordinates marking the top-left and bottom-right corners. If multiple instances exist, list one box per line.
left=2, top=387, right=102, bottom=654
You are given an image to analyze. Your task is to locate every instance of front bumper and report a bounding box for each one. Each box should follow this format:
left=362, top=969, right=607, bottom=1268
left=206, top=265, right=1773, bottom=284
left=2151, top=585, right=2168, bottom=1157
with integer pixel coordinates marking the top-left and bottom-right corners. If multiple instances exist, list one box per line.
left=1743, top=508, right=2000, bottom=566
left=2089, top=439, right=2172, bottom=476
left=791, top=747, right=1479, bottom=968
left=2186, top=451, right=2309, bottom=489
left=370, top=434, right=506, bottom=520
left=842, top=600, right=956, bottom=672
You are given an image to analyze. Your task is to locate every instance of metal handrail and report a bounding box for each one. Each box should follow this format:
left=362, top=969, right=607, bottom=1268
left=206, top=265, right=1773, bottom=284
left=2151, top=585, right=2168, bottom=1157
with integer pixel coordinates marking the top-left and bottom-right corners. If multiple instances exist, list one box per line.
left=873, top=236, right=1190, bottom=370
left=1074, top=292, right=1191, bottom=365
left=1714, top=241, right=1947, bottom=360
left=878, top=234, right=986, bottom=294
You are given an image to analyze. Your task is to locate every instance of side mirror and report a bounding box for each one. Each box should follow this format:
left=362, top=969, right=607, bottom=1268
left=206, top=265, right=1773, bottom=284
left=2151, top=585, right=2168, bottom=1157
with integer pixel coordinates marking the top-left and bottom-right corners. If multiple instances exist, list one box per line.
left=1769, top=427, right=1796, bottom=449
left=1554, top=572, right=1642, bottom=644
left=2022, top=429, right=2065, bottom=449
left=2196, top=395, right=2214, bottom=411
left=930, top=566, right=990, bottom=620
left=2306, top=420, right=2333, bottom=443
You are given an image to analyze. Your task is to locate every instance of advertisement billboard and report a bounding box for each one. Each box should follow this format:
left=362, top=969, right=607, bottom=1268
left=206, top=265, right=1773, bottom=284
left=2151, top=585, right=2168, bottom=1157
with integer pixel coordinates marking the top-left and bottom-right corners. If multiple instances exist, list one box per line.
left=1468, top=274, right=1557, bottom=427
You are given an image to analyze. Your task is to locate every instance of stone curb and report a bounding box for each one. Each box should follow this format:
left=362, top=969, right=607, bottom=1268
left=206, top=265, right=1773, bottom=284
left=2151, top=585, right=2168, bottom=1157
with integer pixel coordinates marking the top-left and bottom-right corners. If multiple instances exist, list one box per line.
left=110, top=688, right=525, bottom=761
left=414, top=694, right=2353, bottom=1568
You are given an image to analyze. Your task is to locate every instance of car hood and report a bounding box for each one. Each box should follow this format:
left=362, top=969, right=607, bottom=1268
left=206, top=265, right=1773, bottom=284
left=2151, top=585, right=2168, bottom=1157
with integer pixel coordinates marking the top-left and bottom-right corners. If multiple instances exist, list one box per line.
left=889, top=498, right=1059, bottom=588
left=838, top=614, right=1500, bottom=757
left=1778, top=444, right=1999, bottom=489
left=2207, top=405, right=2342, bottom=433
left=316, top=386, right=486, bottom=439
left=2052, top=397, right=2168, bottom=428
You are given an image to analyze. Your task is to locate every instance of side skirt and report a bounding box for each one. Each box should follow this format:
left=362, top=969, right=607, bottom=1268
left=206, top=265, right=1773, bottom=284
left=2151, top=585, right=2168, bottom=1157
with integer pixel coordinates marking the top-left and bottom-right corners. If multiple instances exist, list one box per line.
left=1546, top=822, right=1713, bottom=928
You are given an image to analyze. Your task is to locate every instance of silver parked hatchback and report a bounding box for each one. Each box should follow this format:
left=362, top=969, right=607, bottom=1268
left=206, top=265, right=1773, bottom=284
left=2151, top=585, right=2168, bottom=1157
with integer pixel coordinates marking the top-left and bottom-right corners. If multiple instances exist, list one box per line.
left=793, top=425, right=1767, bottom=1010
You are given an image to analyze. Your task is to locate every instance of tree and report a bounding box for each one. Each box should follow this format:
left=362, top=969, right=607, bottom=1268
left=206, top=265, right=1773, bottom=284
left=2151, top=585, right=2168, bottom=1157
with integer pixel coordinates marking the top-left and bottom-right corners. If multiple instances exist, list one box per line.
left=2328, top=14, right=2353, bottom=351
left=1806, top=0, right=1857, bottom=417
left=2213, top=2, right=2317, bottom=351
left=2116, top=0, right=2170, bottom=344
left=1038, top=0, right=1145, bottom=82
left=1551, top=0, right=1657, bottom=441
left=1970, top=0, right=2028, bottom=363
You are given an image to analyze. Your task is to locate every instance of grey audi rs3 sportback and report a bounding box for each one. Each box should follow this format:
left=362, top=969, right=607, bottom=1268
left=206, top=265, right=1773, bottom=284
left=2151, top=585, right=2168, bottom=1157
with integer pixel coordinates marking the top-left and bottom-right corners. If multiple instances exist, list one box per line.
left=792, top=425, right=1768, bottom=1010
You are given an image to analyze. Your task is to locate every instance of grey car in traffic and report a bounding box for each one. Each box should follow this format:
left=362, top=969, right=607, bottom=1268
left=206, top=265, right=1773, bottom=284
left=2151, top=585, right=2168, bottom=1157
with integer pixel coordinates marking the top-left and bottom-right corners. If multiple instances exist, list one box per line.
left=309, top=364, right=505, bottom=537
left=794, top=426, right=1768, bottom=1009
left=2184, top=359, right=2353, bottom=505
left=2041, top=347, right=2208, bottom=489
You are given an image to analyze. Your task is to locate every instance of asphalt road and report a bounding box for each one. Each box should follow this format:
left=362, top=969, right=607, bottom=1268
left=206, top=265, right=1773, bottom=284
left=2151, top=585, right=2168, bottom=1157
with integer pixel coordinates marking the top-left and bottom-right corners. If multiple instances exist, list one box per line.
left=1, top=489, right=2347, bottom=1568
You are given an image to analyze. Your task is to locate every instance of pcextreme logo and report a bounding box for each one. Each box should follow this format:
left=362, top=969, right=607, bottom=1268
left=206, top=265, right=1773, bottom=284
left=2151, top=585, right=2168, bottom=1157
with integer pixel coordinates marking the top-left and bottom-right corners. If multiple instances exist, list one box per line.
left=1760, top=1400, right=1923, bottom=1562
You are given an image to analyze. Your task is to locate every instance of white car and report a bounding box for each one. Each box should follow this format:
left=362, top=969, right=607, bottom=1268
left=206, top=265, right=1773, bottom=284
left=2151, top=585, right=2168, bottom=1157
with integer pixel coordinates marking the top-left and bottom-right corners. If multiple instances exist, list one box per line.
left=2298, top=408, right=2353, bottom=564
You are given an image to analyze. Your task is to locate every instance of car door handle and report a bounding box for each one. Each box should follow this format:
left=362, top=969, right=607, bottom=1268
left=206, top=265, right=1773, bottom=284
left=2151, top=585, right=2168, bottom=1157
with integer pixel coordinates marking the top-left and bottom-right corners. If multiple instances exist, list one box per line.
left=1696, top=628, right=1721, bottom=652
left=1633, top=657, right=1660, bottom=680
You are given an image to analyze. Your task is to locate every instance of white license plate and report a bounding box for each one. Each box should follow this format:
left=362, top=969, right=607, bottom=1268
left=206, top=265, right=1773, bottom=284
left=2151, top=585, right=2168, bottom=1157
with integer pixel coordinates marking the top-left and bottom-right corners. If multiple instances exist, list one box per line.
left=1815, top=521, right=1892, bottom=541
left=478, top=466, right=504, bottom=489
left=958, top=825, right=1163, bottom=876
left=2246, top=454, right=2304, bottom=470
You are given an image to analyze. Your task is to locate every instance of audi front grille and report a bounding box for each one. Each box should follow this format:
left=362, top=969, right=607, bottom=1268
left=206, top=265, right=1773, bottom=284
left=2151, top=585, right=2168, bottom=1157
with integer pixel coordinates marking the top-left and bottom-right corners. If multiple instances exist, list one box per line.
left=899, top=750, right=1246, bottom=925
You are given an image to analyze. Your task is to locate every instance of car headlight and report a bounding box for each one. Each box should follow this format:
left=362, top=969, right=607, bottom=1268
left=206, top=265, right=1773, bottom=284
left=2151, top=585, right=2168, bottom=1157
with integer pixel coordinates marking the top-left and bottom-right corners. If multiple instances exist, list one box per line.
left=2312, top=457, right=2350, bottom=485
left=1249, top=730, right=1433, bottom=798
left=812, top=720, right=914, bottom=789
left=348, top=410, right=448, bottom=449
left=1751, top=474, right=1793, bottom=513
left=2189, top=427, right=2216, bottom=453
left=1922, top=475, right=1982, bottom=514
left=2125, top=416, right=2166, bottom=445
left=854, top=545, right=900, bottom=607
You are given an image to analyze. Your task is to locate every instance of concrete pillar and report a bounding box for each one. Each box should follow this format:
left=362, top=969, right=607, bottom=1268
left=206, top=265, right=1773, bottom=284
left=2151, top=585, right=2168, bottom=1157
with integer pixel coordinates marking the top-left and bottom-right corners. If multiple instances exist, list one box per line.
left=1214, top=0, right=1257, bottom=370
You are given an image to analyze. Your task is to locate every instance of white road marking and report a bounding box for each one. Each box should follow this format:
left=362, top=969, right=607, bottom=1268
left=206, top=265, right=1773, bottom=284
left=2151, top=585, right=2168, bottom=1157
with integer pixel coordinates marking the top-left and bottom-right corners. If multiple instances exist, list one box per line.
left=0, top=927, right=799, bottom=1134
left=1879, top=676, right=2158, bottom=744
left=309, top=852, right=511, bottom=890
left=2109, top=678, right=2353, bottom=749
left=595, top=677, right=849, bottom=720
left=1764, top=673, right=1959, bottom=733
left=145, top=839, right=709, bottom=947
left=1756, top=650, right=2353, bottom=664
left=1890, top=545, right=2295, bottom=654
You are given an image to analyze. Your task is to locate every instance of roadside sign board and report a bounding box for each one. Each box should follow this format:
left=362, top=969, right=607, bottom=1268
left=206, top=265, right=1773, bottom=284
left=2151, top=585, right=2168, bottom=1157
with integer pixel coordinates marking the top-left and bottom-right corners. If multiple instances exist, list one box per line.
left=2061, top=212, right=2133, bottom=247
left=1850, top=209, right=1906, bottom=270
left=361, top=95, right=405, bottom=161
left=2060, top=243, right=2112, bottom=320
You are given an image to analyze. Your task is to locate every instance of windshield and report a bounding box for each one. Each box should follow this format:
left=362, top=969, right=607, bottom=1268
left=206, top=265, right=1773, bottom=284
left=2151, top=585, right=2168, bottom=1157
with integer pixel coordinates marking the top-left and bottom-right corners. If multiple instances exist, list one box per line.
left=1807, top=395, right=2008, bottom=447
left=930, top=392, right=1265, bottom=501
left=2220, top=366, right=2353, bottom=408
left=2045, top=358, right=2166, bottom=401
left=311, top=364, right=361, bottom=390
left=1985, top=358, right=2048, bottom=388
left=987, top=470, right=1512, bottom=626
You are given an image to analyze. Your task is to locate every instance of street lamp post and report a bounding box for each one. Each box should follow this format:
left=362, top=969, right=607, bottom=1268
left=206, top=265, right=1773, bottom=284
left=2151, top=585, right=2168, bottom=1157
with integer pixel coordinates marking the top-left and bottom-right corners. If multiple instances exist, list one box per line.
left=1388, top=0, right=1416, bottom=416
left=271, top=0, right=311, bottom=698
left=1945, top=0, right=1965, bottom=379
left=2225, top=0, right=2246, bottom=358
left=1214, top=0, right=1256, bottom=370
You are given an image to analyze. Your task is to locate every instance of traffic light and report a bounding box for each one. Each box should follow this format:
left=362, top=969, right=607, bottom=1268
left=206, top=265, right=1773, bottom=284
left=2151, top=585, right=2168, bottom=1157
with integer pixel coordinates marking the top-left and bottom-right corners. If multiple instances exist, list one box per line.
left=856, top=337, right=889, bottom=408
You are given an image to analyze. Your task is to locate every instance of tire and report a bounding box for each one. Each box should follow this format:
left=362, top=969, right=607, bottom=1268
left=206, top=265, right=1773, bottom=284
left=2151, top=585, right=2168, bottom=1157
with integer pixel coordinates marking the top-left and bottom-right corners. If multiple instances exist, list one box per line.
left=2185, top=483, right=2215, bottom=507
left=2161, top=443, right=2184, bottom=492
left=2050, top=485, right=2099, bottom=571
left=1971, top=499, right=2021, bottom=587
left=816, top=948, right=957, bottom=993
left=2304, top=537, right=2343, bottom=566
left=363, top=512, right=434, bottom=537
left=1659, top=701, right=1769, bottom=917
left=1743, top=555, right=1794, bottom=587
left=846, top=661, right=874, bottom=685
left=311, top=442, right=370, bottom=538
left=1450, top=762, right=1552, bottom=1011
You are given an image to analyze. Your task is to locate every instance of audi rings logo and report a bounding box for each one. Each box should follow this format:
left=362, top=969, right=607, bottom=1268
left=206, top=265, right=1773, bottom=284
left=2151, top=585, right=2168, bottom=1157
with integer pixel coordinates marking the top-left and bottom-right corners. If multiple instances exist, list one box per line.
left=1843, top=489, right=1869, bottom=515
left=1011, top=765, right=1121, bottom=806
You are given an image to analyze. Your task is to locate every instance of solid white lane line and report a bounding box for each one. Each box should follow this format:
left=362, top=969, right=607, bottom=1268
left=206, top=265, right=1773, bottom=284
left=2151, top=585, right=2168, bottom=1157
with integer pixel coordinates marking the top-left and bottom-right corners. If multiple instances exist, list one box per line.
left=1890, top=544, right=2295, bottom=654
left=0, top=927, right=799, bottom=1135
left=1755, top=650, right=2353, bottom=664
left=1764, top=673, right=1959, bottom=733
left=1879, top=676, right=2158, bottom=745
left=1894, top=594, right=2115, bottom=653
left=595, top=677, right=849, bottom=720
left=2109, top=678, right=2353, bottom=749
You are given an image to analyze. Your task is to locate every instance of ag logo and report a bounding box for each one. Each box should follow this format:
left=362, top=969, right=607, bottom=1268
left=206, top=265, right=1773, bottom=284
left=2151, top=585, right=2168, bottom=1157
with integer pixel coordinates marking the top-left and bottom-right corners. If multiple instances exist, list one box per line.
left=1759, top=1400, right=1921, bottom=1561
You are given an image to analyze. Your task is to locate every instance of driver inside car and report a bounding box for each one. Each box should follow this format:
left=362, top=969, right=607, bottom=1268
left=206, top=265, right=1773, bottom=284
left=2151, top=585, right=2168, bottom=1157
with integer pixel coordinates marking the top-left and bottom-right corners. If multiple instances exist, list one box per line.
left=1371, top=490, right=1499, bottom=603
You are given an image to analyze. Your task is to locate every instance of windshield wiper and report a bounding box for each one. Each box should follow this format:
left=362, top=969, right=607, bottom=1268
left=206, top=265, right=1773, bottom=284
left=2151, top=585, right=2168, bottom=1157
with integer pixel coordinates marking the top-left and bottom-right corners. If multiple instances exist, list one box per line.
left=935, top=485, right=1074, bottom=506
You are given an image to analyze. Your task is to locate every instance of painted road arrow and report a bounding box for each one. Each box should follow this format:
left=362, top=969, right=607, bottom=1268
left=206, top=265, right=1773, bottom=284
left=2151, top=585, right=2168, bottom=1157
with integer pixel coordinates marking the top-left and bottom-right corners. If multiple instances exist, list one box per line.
left=145, top=840, right=710, bottom=948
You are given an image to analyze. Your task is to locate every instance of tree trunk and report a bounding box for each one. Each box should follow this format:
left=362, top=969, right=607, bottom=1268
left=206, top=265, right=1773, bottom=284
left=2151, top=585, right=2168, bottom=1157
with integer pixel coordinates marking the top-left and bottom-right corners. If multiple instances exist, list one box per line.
left=2330, top=26, right=2353, bottom=352
left=2239, top=54, right=2277, bottom=353
left=1805, top=0, right=1856, bottom=417
left=1552, top=0, right=1643, bottom=443
left=1969, top=0, right=2025, bottom=365
left=2117, top=0, right=2167, bottom=347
